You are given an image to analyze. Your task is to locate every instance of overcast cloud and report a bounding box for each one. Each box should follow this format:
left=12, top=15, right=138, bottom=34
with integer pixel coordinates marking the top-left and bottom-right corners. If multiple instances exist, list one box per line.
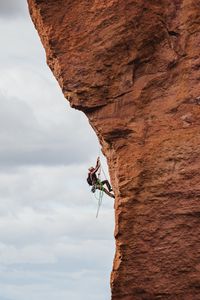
left=0, top=1, right=115, bottom=300
left=0, top=0, right=26, bottom=18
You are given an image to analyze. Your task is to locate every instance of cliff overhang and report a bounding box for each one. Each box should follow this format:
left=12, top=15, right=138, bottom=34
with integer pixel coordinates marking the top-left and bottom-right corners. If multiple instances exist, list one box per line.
left=28, top=1, right=200, bottom=299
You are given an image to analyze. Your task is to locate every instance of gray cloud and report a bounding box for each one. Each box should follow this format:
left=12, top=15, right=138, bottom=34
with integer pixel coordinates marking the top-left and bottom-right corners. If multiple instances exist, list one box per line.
left=0, top=268, right=111, bottom=300
left=0, top=92, right=98, bottom=166
left=0, top=0, right=27, bottom=18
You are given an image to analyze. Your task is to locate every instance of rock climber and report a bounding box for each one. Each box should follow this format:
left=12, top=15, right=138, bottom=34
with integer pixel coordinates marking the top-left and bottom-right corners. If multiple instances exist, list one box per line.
left=87, top=157, right=115, bottom=198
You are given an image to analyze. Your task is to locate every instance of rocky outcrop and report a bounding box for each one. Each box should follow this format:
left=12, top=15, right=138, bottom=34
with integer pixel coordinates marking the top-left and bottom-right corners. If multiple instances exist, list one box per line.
left=27, top=1, right=200, bottom=299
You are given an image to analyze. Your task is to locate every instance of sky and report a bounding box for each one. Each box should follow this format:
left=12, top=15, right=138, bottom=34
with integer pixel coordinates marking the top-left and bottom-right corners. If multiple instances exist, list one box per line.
left=0, top=1, right=115, bottom=299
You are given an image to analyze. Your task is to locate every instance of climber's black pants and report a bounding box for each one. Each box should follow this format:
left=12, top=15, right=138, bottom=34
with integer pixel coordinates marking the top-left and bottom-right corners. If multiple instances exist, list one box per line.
left=101, top=180, right=112, bottom=192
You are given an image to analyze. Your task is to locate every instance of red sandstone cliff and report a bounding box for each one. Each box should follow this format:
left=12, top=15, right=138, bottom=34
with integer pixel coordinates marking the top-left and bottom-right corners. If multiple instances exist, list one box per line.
left=27, top=1, right=200, bottom=299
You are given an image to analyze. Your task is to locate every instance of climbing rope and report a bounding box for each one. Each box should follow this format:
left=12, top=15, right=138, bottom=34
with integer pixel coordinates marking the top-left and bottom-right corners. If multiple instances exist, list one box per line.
left=98, top=148, right=109, bottom=182
left=95, top=182, right=104, bottom=218
left=95, top=158, right=104, bottom=218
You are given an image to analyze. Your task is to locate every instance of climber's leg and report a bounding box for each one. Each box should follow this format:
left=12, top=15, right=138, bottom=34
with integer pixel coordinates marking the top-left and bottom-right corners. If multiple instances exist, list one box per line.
left=96, top=185, right=115, bottom=198
left=101, top=180, right=112, bottom=192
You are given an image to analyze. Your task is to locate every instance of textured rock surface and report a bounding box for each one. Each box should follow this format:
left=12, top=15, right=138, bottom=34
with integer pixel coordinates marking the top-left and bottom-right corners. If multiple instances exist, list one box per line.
left=28, top=0, right=200, bottom=299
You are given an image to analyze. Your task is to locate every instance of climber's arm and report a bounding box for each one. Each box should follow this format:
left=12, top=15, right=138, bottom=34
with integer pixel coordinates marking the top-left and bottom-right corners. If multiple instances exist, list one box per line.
left=91, top=157, right=100, bottom=174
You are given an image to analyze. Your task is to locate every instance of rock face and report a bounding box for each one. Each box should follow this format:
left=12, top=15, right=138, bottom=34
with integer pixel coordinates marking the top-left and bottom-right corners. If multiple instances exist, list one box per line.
left=27, top=1, right=200, bottom=299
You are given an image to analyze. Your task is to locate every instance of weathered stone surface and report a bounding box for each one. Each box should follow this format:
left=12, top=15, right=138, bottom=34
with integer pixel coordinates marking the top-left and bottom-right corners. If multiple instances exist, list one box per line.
left=27, top=0, right=200, bottom=299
